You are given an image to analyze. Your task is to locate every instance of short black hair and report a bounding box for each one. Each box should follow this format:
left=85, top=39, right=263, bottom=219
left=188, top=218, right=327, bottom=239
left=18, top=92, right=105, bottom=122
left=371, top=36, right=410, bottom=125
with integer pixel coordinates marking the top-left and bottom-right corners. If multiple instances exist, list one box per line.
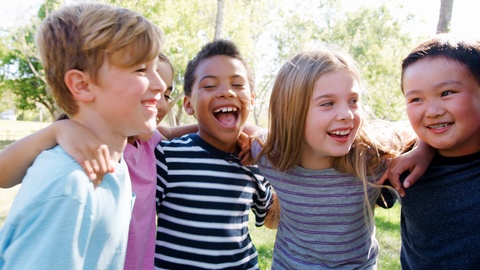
left=183, top=39, right=254, bottom=96
left=401, top=34, right=480, bottom=91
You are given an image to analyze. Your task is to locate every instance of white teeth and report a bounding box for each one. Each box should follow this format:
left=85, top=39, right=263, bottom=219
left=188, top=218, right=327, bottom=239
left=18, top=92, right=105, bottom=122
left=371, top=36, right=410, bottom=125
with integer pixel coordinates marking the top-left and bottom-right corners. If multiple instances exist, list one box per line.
left=429, top=123, right=449, bottom=129
left=213, top=107, right=238, bottom=113
left=330, top=130, right=349, bottom=136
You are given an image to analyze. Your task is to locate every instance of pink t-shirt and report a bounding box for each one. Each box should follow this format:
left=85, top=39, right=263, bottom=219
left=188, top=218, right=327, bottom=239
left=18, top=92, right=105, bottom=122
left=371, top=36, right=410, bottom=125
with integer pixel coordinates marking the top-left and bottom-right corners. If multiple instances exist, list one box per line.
left=123, top=130, right=162, bottom=270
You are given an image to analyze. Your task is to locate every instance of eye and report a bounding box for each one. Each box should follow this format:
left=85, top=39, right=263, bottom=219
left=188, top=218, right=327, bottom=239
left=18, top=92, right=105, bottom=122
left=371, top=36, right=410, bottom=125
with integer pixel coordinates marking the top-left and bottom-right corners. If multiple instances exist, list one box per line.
left=441, top=90, right=454, bottom=97
left=135, top=65, right=147, bottom=75
left=319, top=101, right=334, bottom=107
left=349, top=97, right=359, bottom=105
left=164, top=94, right=171, bottom=100
left=407, top=97, right=421, bottom=104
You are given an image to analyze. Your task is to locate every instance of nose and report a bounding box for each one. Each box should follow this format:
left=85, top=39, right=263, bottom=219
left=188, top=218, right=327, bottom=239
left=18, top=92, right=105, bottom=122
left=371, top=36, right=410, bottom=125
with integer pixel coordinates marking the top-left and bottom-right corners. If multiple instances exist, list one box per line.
left=336, top=103, right=355, bottom=121
left=149, top=70, right=167, bottom=94
left=217, top=84, right=236, bottom=98
left=425, top=100, right=446, bottom=118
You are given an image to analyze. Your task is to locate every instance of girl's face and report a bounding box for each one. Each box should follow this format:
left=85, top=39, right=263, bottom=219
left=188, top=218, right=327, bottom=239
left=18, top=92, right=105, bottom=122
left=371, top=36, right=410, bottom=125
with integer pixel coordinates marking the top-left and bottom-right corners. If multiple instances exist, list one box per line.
left=403, top=57, right=480, bottom=157
left=301, top=69, right=362, bottom=170
left=156, top=60, right=173, bottom=124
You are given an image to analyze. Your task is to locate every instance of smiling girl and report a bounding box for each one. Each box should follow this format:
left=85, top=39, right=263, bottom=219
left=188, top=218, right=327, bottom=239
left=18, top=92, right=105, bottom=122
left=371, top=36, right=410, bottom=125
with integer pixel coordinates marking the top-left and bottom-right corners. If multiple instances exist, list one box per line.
left=251, top=47, right=424, bottom=269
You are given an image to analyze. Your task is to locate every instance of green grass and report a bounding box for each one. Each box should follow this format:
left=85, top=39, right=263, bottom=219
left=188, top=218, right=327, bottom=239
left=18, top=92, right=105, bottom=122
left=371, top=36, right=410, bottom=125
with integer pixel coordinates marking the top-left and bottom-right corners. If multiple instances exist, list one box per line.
left=249, top=204, right=402, bottom=269
left=0, top=119, right=49, bottom=141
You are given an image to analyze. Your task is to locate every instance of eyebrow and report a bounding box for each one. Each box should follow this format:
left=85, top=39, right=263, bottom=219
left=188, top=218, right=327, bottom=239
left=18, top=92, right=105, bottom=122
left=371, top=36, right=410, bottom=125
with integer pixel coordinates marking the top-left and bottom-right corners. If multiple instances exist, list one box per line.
left=312, top=92, right=359, bottom=101
left=199, top=74, right=246, bottom=81
left=434, top=80, right=463, bottom=88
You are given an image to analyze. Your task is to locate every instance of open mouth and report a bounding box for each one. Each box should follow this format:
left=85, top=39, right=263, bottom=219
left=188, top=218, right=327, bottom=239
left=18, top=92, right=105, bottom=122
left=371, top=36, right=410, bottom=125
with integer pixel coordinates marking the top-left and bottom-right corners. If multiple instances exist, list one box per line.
left=213, top=106, right=239, bottom=127
left=327, top=129, right=350, bottom=138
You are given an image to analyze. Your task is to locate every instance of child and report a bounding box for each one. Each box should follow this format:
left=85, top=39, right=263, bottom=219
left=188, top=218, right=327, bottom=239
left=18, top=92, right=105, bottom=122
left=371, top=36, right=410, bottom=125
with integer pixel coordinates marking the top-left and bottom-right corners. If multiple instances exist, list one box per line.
left=398, top=35, right=480, bottom=269
left=0, top=53, right=198, bottom=269
left=250, top=48, right=424, bottom=269
left=0, top=3, right=165, bottom=269
left=123, top=52, right=186, bottom=270
left=153, top=39, right=274, bottom=269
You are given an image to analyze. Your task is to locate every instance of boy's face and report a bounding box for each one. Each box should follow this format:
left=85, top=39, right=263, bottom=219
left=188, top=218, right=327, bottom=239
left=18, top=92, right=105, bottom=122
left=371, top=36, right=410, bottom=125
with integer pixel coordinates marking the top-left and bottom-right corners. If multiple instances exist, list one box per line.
left=184, top=55, right=254, bottom=153
left=93, top=56, right=166, bottom=138
left=403, top=57, right=480, bottom=157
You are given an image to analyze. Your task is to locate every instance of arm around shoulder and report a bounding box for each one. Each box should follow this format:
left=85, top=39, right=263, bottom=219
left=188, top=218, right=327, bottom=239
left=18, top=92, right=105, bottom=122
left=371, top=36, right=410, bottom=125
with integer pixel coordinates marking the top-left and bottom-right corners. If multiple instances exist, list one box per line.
left=0, top=121, right=64, bottom=188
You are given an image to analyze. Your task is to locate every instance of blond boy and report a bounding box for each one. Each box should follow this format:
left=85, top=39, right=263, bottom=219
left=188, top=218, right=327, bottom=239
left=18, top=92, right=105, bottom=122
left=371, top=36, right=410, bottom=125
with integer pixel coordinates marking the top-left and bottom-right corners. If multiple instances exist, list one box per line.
left=0, top=3, right=165, bottom=269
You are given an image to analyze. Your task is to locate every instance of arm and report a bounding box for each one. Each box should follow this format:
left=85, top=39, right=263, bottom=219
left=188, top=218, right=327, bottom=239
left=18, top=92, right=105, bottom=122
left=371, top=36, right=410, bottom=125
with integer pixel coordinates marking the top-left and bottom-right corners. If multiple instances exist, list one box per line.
left=238, top=122, right=266, bottom=165
left=264, top=192, right=280, bottom=229
left=379, top=139, right=435, bottom=196
left=0, top=120, right=112, bottom=188
left=157, top=124, right=198, bottom=140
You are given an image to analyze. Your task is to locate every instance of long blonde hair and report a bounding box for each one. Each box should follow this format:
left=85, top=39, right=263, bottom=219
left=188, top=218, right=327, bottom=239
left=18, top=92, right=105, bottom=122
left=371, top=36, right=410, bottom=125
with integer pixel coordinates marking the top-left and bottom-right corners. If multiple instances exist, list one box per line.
left=259, top=47, right=413, bottom=222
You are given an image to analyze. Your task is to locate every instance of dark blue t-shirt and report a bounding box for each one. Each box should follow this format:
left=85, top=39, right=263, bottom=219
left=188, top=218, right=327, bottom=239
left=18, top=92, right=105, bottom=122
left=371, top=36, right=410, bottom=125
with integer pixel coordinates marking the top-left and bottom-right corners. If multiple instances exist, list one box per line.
left=400, top=151, right=480, bottom=269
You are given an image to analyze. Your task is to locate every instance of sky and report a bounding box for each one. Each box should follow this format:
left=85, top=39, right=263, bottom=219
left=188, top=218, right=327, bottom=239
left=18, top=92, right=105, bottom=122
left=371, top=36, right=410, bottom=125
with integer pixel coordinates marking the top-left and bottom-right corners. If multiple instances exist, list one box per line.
left=0, top=0, right=478, bottom=38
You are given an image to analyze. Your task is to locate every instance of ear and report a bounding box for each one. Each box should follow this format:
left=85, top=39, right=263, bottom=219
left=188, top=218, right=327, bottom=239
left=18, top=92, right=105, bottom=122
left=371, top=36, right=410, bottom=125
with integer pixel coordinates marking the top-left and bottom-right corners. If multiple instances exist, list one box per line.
left=249, top=92, right=255, bottom=111
left=183, top=95, right=195, bottom=115
left=64, top=69, right=94, bottom=102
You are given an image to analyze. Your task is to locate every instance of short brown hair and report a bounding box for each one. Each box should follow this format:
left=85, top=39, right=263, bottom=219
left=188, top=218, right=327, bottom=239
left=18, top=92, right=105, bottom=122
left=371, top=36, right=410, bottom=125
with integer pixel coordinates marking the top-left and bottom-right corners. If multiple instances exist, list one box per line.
left=36, top=3, right=164, bottom=116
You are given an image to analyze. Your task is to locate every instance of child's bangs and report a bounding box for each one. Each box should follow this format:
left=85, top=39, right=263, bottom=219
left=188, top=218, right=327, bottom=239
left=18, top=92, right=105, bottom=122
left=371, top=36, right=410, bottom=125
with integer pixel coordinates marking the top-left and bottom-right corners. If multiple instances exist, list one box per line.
left=109, top=23, right=163, bottom=68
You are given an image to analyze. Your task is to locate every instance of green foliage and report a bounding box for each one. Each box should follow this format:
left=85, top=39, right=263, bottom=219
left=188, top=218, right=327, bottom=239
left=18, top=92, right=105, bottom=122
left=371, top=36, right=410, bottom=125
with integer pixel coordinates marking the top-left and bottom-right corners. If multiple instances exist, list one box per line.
left=0, top=0, right=428, bottom=124
left=0, top=0, right=60, bottom=120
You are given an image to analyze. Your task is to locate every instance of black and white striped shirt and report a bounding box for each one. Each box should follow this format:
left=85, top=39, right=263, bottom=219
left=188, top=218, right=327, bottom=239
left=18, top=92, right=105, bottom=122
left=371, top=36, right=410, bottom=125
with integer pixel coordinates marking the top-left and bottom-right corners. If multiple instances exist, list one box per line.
left=154, top=134, right=272, bottom=270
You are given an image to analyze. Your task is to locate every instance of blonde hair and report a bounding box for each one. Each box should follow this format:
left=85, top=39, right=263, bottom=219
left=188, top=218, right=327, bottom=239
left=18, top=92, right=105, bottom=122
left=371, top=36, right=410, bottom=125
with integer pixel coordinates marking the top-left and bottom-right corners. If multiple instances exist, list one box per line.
left=36, top=3, right=164, bottom=117
left=259, top=48, right=412, bottom=224
left=260, top=48, right=361, bottom=171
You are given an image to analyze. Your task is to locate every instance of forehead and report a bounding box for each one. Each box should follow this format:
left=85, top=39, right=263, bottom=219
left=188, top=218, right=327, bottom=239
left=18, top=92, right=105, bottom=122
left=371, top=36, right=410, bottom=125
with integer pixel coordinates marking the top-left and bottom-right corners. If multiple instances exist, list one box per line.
left=195, top=55, right=249, bottom=81
left=313, top=69, right=360, bottom=96
left=403, top=57, right=475, bottom=88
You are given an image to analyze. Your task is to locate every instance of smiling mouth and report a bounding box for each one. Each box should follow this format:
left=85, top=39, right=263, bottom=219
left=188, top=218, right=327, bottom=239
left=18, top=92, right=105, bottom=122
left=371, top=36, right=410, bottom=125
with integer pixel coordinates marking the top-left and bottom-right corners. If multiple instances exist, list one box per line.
left=213, top=106, right=239, bottom=127
left=427, top=123, right=452, bottom=129
left=327, top=129, right=350, bottom=138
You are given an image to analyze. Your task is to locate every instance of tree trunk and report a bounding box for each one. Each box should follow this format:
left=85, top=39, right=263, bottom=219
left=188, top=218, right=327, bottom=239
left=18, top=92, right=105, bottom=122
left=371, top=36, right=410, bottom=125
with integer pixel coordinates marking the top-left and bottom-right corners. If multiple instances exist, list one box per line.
left=436, top=0, right=454, bottom=34
left=214, top=0, right=225, bottom=40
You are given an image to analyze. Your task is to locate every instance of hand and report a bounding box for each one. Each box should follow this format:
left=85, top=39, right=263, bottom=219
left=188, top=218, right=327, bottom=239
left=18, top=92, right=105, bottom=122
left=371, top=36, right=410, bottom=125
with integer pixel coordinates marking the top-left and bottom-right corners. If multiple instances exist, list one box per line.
left=379, top=140, right=435, bottom=196
left=237, top=132, right=254, bottom=165
left=56, top=120, right=114, bottom=182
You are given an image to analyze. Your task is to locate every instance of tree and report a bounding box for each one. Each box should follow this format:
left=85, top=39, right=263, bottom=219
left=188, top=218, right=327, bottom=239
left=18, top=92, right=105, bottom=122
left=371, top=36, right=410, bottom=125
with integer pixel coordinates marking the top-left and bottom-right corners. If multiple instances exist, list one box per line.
left=437, top=0, right=454, bottom=34
left=0, top=0, right=61, bottom=120
left=214, top=0, right=226, bottom=40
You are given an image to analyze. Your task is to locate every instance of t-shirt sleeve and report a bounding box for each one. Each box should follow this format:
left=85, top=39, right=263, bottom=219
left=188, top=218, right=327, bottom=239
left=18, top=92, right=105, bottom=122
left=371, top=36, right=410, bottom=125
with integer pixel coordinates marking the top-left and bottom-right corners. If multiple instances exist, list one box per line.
left=154, top=142, right=167, bottom=211
left=248, top=165, right=273, bottom=227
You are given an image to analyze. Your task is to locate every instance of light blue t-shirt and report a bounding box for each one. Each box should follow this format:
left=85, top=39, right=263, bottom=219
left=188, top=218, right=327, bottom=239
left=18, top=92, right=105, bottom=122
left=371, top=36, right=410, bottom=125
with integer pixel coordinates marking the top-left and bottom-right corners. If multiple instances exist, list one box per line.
left=0, top=145, right=134, bottom=269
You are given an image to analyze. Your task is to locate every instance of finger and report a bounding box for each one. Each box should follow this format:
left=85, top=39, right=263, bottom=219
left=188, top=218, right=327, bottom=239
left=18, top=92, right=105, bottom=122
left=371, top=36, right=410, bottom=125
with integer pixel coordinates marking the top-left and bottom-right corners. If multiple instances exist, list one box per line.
left=403, top=167, right=422, bottom=189
left=96, top=145, right=112, bottom=175
left=378, top=168, right=389, bottom=185
left=238, top=146, right=251, bottom=158
left=81, top=160, right=96, bottom=181
left=385, top=172, right=405, bottom=197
